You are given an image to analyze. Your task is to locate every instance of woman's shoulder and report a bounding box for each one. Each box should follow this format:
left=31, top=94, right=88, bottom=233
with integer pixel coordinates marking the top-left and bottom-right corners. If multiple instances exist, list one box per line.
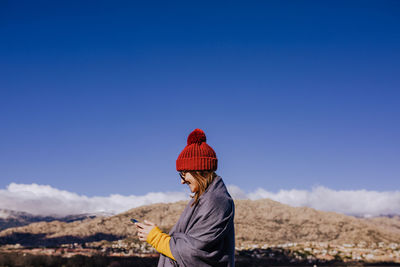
left=213, top=176, right=234, bottom=201
left=201, top=177, right=234, bottom=212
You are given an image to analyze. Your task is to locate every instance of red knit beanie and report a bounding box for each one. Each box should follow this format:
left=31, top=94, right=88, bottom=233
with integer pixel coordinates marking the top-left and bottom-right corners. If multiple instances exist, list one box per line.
left=176, top=129, right=218, bottom=171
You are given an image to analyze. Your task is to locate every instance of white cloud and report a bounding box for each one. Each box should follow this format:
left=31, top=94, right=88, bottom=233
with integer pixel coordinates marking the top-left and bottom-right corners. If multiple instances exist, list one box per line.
left=227, top=185, right=400, bottom=217
left=1, top=183, right=399, bottom=217
left=0, top=183, right=188, bottom=217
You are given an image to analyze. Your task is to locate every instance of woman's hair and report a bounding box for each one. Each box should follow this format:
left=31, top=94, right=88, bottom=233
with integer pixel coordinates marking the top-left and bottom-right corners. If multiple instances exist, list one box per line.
left=188, top=170, right=217, bottom=207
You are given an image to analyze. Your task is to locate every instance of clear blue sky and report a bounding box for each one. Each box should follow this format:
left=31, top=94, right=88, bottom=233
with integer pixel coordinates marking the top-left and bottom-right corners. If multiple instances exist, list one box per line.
left=1, top=1, right=399, bottom=196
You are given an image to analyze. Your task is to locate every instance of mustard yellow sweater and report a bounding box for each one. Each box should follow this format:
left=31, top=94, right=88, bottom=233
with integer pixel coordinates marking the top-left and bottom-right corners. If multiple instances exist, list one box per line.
left=146, top=226, right=176, bottom=260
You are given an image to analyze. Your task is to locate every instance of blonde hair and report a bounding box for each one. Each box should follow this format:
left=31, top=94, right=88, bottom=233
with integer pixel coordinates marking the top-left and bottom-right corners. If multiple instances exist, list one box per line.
left=187, top=170, right=216, bottom=207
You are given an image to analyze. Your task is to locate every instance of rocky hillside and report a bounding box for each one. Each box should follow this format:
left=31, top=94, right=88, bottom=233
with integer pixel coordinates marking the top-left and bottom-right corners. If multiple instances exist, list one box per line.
left=1, top=199, right=399, bottom=247
left=0, top=209, right=110, bottom=232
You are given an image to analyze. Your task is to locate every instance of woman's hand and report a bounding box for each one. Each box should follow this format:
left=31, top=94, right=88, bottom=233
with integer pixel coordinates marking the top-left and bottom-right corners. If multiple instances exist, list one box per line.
left=135, top=220, right=156, bottom=242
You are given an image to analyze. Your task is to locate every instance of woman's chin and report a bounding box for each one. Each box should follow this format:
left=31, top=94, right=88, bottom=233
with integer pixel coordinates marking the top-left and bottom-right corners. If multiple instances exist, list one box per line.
left=189, top=186, right=196, bottom=193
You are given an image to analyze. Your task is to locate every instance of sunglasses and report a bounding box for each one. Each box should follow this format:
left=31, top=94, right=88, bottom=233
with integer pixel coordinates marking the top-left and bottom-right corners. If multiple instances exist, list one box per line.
left=179, top=171, right=188, bottom=182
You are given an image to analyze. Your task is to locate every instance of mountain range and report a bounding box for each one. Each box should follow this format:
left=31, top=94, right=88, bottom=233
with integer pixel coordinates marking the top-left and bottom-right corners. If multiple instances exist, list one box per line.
left=1, top=199, right=399, bottom=247
left=0, top=209, right=111, bottom=232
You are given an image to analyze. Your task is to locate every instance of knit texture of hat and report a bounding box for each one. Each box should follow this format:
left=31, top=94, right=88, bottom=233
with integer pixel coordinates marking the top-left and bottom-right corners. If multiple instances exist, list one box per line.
left=176, top=129, right=218, bottom=171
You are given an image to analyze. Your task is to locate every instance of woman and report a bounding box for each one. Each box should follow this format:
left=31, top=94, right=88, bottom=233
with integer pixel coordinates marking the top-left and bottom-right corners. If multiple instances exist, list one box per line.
left=135, top=128, right=235, bottom=267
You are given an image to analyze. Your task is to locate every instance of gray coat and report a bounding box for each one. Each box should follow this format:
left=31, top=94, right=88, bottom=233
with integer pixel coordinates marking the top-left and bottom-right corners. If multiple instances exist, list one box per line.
left=157, top=175, right=235, bottom=267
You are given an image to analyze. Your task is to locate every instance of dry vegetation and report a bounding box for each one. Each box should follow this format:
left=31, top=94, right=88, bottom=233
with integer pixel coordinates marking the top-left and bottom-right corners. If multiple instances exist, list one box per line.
left=1, top=199, right=399, bottom=247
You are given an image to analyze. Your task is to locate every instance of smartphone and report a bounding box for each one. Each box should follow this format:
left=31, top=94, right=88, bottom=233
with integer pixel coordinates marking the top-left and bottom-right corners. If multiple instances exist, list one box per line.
left=131, top=218, right=139, bottom=223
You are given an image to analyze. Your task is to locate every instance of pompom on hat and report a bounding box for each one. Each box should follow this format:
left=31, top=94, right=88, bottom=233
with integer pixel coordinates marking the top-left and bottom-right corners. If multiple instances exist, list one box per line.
left=176, top=129, right=218, bottom=171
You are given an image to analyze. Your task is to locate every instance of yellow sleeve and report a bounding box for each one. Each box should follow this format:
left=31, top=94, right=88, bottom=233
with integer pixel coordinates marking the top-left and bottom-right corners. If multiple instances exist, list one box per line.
left=146, top=226, right=176, bottom=261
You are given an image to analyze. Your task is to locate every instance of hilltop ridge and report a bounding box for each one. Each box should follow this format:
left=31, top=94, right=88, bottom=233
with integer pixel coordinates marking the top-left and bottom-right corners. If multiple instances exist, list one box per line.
left=1, top=198, right=399, bottom=247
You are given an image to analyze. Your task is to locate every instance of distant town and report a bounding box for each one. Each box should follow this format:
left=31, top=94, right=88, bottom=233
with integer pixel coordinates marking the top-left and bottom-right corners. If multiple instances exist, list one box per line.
left=1, top=241, right=399, bottom=265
